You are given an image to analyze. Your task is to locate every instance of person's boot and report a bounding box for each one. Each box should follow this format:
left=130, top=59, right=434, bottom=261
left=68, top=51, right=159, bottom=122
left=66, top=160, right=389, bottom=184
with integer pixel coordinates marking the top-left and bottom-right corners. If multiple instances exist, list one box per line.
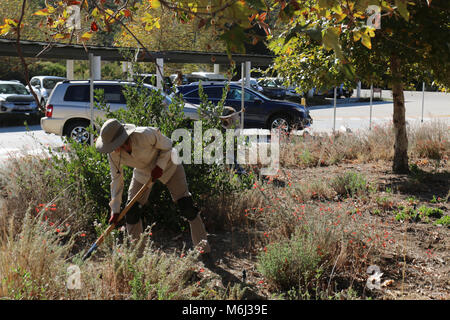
left=126, top=220, right=143, bottom=240
left=125, top=203, right=145, bottom=257
left=189, top=214, right=211, bottom=254
left=177, top=196, right=211, bottom=255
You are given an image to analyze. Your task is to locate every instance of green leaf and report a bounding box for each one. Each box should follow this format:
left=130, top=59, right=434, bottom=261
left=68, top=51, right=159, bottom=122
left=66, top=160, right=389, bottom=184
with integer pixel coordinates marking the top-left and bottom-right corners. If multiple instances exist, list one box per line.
left=361, top=32, right=372, bottom=49
left=305, top=27, right=323, bottom=42
left=353, top=30, right=362, bottom=42
left=340, top=63, right=356, bottom=80
left=395, top=0, right=409, bottom=21
left=284, top=23, right=310, bottom=45
left=322, top=27, right=344, bottom=59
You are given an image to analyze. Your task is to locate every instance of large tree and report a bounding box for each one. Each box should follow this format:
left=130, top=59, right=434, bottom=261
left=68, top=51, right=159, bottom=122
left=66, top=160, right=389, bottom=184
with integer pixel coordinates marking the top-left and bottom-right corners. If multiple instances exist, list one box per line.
left=269, top=0, right=449, bottom=173
left=113, top=1, right=225, bottom=52
left=2, top=0, right=448, bottom=173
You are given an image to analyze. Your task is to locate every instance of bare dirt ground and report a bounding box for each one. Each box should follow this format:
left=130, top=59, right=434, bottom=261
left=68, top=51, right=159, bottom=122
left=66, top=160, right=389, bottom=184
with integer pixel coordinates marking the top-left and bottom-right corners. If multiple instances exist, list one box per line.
left=149, top=161, right=449, bottom=300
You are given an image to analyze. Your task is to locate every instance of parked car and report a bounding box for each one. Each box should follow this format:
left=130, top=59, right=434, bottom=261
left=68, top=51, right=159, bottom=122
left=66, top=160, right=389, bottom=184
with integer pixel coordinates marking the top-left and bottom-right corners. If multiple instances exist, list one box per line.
left=41, top=80, right=200, bottom=143
left=257, top=77, right=287, bottom=100
left=136, top=73, right=173, bottom=93
left=30, top=76, right=67, bottom=105
left=0, top=80, right=39, bottom=116
left=170, top=73, right=189, bottom=85
left=234, top=77, right=264, bottom=93
left=185, top=72, right=227, bottom=84
left=314, top=84, right=354, bottom=98
left=175, top=83, right=312, bottom=130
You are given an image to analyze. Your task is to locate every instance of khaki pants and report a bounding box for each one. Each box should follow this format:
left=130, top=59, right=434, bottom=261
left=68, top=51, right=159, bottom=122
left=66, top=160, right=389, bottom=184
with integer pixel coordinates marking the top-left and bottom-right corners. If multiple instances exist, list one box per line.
left=126, top=165, right=210, bottom=253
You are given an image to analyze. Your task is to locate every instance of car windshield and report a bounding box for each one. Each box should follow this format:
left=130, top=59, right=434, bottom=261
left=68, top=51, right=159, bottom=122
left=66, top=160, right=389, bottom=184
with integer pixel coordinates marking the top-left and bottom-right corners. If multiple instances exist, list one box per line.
left=229, top=86, right=269, bottom=101
left=43, top=79, right=64, bottom=89
left=0, top=83, right=29, bottom=95
left=259, top=78, right=284, bottom=88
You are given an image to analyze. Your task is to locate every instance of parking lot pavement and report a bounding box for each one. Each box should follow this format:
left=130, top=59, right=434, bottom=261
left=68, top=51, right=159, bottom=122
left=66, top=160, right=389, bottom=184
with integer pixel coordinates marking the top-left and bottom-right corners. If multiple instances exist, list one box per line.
left=0, top=124, right=64, bottom=163
left=307, top=90, right=449, bottom=133
left=0, top=90, right=448, bottom=162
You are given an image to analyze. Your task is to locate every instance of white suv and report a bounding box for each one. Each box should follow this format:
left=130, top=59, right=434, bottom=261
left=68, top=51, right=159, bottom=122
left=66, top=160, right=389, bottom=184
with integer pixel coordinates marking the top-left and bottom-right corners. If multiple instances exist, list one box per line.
left=30, top=76, right=67, bottom=105
left=41, top=80, right=200, bottom=143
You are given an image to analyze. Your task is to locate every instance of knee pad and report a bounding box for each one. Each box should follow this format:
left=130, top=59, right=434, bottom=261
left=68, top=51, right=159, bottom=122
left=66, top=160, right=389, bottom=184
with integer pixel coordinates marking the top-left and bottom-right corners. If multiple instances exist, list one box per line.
left=177, top=196, right=198, bottom=221
left=125, top=203, right=142, bottom=225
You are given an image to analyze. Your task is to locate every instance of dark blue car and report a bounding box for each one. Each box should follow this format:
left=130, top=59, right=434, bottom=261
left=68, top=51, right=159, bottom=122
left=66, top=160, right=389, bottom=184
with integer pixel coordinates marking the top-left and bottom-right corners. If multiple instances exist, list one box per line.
left=175, top=84, right=312, bottom=130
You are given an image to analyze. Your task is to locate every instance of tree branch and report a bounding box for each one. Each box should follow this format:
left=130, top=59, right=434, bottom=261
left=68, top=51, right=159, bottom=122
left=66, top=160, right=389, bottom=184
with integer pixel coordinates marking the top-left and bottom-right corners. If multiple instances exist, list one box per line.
left=15, top=0, right=43, bottom=112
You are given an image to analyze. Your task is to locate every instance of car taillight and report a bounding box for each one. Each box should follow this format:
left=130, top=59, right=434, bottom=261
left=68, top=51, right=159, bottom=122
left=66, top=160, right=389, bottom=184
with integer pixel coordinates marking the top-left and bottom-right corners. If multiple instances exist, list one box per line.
left=46, top=104, right=53, bottom=118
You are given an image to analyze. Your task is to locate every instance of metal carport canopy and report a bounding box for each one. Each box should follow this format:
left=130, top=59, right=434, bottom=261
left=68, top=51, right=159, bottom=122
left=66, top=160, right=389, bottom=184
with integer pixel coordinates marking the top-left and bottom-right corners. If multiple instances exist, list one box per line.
left=0, top=38, right=274, bottom=66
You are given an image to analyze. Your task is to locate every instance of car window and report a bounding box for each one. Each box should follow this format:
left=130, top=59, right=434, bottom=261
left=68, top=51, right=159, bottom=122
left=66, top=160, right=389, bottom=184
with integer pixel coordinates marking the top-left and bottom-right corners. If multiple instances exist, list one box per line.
left=184, top=89, right=199, bottom=98
left=30, top=79, right=40, bottom=87
left=43, top=79, right=64, bottom=89
left=203, top=87, right=224, bottom=98
left=64, top=85, right=89, bottom=102
left=259, top=79, right=284, bottom=88
left=227, top=88, right=256, bottom=102
left=64, top=85, right=126, bottom=103
left=96, top=85, right=126, bottom=104
left=0, top=83, right=29, bottom=95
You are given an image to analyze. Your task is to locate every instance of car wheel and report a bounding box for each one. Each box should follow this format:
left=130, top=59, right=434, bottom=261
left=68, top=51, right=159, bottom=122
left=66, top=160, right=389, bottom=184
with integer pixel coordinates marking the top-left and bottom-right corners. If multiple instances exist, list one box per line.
left=269, top=114, right=290, bottom=132
left=65, top=121, right=91, bottom=144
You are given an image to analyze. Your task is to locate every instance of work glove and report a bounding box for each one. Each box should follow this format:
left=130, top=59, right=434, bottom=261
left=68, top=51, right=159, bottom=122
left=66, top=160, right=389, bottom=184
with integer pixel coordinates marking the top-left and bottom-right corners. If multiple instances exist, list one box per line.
left=109, top=212, right=120, bottom=225
left=151, top=165, right=163, bottom=180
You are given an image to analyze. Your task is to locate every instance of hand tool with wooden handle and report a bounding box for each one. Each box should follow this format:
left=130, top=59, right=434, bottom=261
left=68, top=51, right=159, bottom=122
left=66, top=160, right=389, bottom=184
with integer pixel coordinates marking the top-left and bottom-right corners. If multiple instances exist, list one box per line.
left=82, top=177, right=153, bottom=261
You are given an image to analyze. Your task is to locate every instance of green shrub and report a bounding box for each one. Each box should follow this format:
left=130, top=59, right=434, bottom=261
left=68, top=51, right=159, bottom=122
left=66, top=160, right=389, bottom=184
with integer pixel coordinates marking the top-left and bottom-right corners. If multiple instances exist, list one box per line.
left=257, top=229, right=323, bottom=292
left=52, top=64, right=253, bottom=233
left=434, top=215, right=450, bottom=226
left=417, top=206, right=443, bottom=219
left=394, top=206, right=443, bottom=223
left=330, top=171, right=368, bottom=197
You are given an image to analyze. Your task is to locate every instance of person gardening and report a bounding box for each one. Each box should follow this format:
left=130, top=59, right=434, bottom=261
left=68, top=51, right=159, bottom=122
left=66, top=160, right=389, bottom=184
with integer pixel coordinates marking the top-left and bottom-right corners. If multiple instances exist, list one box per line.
left=95, top=118, right=211, bottom=255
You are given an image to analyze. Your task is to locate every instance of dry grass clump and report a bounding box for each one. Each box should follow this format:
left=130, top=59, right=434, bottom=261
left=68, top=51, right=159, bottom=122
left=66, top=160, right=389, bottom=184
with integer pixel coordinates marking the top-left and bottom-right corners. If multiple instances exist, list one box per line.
left=249, top=186, right=371, bottom=295
left=0, top=211, right=74, bottom=299
left=280, top=121, right=449, bottom=168
left=0, top=154, right=224, bottom=300
left=409, top=121, right=449, bottom=162
left=202, top=169, right=377, bottom=296
left=0, top=154, right=97, bottom=240
left=76, top=234, right=213, bottom=300
left=0, top=211, right=220, bottom=300
left=280, top=127, right=393, bottom=168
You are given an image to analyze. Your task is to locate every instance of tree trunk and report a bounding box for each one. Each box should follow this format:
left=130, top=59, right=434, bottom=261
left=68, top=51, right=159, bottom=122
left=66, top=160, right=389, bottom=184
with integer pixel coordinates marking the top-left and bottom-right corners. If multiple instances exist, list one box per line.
left=390, top=54, right=409, bottom=174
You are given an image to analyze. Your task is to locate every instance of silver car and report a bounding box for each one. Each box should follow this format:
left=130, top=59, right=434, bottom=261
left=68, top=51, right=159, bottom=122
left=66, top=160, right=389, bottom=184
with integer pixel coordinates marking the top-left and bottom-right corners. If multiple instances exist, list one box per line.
left=30, top=76, right=67, bottom=105
left=41, top=80, right=200, bottom=143
left=0, top=80, right=39, bottom=115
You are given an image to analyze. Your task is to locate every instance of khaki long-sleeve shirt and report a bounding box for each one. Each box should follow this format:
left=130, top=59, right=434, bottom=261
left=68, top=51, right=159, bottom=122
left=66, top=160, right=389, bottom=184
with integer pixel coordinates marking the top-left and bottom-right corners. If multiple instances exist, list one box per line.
left=108, top=126, right=178, bottom=213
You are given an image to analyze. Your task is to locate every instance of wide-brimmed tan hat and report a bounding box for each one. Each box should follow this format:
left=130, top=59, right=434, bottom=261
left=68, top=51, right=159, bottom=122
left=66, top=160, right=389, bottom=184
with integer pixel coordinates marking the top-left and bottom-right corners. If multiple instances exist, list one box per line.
left=96, top=119, right=136, bottom=153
